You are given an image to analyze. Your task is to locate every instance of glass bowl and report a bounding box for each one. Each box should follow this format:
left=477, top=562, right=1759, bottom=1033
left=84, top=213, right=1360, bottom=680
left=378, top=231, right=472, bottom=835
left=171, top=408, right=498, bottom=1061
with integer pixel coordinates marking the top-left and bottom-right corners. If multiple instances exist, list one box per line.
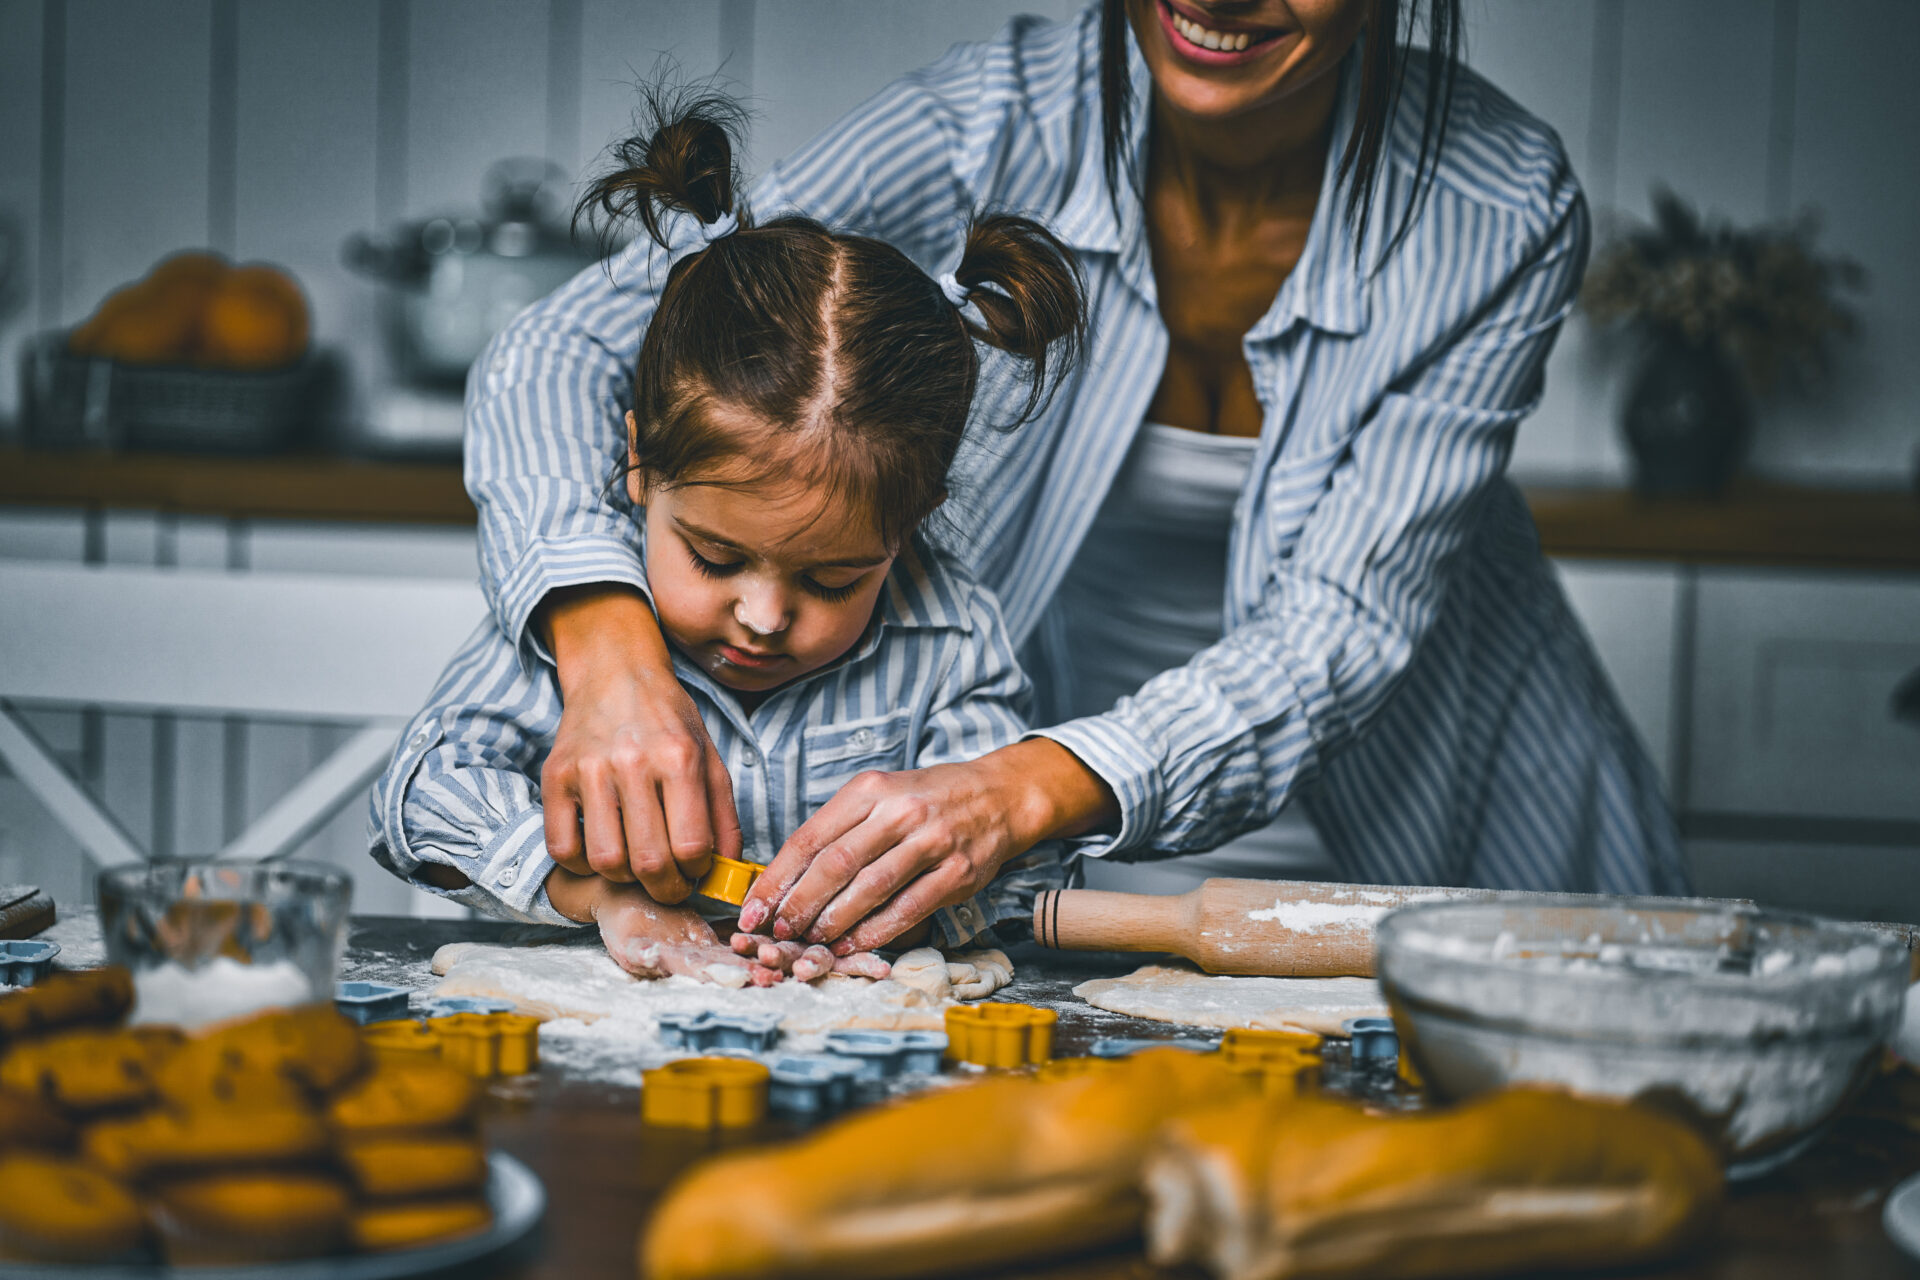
left=97, top=859, right=352, bottom=1029
left=1375, top=896, right=1908, bottom=1179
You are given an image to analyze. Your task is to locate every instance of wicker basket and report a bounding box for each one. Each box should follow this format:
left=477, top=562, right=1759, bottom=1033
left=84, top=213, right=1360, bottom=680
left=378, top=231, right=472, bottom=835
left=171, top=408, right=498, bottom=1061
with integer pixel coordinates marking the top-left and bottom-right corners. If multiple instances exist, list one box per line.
left=20, top=330, right=325, bottom=454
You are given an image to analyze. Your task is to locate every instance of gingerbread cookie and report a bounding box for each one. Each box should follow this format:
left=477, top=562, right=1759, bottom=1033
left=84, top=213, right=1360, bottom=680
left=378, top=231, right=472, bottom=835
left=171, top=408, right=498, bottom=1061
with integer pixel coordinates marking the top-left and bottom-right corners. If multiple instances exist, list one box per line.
left=152, top=1171, right=350, bottom=1265
left=0, top=1152, right=146, bottom=1262
left=328, top=1060, right=476, bottom=1135
left=0, top=1026, right=179, bottom=1113
left=0, top=968, right=134, bottom=1043
left=338, top=1133, right=488, bottom=1200
left=0, top=1087, right=74, bottom=1151
left=84, top=1104, right=328, bottom=1180
left=154, top=1036, right=313, bottom=1112
left=196, top=1005, right=364, bottom=1092
left=350, top=1198, right=492, bottom=1253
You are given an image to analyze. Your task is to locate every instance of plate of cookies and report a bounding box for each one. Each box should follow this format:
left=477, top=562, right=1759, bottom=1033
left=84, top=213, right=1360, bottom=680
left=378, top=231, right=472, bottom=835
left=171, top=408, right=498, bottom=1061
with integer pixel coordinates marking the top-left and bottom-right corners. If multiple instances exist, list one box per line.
left=0, top=968, right=546, bottom=1274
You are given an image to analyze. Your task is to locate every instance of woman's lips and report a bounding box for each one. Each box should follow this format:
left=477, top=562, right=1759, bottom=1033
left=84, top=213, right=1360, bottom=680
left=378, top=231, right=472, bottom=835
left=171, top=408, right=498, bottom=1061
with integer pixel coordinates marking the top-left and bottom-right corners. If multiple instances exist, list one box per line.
left=716, top=644, right=786, bottom=671
left=1156, top=0, right=1287, bottom=66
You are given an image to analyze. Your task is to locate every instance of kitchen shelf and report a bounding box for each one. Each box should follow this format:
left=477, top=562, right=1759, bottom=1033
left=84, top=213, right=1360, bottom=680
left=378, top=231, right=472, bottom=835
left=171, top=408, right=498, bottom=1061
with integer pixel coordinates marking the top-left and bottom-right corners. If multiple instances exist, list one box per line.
left=2, top=447, right=1918, bottom=570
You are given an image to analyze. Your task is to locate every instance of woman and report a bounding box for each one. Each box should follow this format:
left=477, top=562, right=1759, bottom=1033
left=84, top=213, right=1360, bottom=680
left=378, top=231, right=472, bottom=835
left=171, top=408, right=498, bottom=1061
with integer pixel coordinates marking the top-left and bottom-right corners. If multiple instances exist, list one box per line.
left=463, top=0, right=1688, bottom=959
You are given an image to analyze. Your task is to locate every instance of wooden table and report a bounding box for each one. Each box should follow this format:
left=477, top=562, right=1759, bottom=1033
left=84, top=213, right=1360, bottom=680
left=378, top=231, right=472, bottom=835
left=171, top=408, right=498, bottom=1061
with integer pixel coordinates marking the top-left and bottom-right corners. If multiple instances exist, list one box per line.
left=341, top=916, right=1920, bottom=1280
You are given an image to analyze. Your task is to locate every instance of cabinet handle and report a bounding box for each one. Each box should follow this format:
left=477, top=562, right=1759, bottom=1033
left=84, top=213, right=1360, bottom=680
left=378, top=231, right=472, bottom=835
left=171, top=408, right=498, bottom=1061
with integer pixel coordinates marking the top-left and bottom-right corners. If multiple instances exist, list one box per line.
left=1895, top=666, right=1920, bottom=728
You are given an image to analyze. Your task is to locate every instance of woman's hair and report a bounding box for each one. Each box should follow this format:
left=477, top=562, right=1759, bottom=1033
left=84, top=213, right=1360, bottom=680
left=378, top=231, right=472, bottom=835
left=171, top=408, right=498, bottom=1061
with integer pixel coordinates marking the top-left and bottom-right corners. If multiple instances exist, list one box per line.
left=1099, top=0, right=1462, bottom=263
left=579, top=89, right=1085, bottom=548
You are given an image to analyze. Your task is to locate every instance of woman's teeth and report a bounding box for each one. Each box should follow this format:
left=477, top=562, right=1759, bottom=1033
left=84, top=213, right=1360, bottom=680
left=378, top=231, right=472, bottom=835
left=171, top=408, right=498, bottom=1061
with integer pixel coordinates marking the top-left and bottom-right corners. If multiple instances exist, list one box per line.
left=1171, top=10, right=1255, bottom=51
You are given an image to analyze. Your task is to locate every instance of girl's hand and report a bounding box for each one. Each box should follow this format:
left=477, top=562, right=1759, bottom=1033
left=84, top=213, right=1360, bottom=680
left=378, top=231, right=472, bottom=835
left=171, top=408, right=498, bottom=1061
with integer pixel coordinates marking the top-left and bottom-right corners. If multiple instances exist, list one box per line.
left=738, top=739, right=1117, bottom=953
left=726, top=933, right=894, bottom=984
left=539, top=586, right=744, bottom=902
left=550, top=867, right=754, bottom=986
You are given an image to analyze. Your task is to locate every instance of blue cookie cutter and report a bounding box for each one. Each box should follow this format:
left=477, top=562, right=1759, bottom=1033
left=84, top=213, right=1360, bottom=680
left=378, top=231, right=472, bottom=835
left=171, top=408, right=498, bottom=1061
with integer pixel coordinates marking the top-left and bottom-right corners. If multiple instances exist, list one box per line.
left=820, top=1029, right=950, bottom=1080
left=766, top=1053, right=865, bottom=1115
left=1088, top=1035, right=1214, bottom=1058
left=1342, top=1016, right=1399, bottom=1064
left=418, top=995, right=517, bottom=1019
left=0, top=941, right=59, bottom=988
left=657, top=1010, right=783, bottom=1053
left=334, top=981, right=411, bottom=1025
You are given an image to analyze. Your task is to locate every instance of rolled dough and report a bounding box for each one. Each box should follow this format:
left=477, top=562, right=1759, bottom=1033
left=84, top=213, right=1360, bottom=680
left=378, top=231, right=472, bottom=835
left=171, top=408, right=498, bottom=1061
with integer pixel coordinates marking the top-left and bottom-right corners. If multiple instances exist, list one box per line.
left=1074, top=963, right=1387, bottom=1035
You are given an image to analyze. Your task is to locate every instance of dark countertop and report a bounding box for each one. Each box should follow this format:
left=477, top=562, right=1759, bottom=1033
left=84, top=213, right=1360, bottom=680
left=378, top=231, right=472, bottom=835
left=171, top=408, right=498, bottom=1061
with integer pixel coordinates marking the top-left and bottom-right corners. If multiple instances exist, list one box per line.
left=5, top=446, right=1920, bottom=571
left=330, top=915, right=1920, bottom=1280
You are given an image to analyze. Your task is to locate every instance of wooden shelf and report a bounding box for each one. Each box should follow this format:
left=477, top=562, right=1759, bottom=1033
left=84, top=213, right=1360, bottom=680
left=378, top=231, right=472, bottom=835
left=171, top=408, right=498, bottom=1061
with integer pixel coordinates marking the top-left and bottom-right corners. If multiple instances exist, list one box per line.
left=3, top=447, right=1918, bottom=571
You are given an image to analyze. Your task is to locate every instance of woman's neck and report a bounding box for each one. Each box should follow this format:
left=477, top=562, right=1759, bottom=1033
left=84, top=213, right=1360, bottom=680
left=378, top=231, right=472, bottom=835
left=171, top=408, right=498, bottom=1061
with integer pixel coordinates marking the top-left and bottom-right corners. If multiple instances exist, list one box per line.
left=1147, top=72, right=1340, bottom=232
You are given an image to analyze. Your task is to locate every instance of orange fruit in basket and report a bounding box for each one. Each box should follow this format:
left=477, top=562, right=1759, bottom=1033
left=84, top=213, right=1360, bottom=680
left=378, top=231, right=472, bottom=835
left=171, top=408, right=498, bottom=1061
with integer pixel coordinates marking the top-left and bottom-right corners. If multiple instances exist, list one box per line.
left=69, top=251, right=231, bottom=366
left=198, top=263, right=309, bottom=370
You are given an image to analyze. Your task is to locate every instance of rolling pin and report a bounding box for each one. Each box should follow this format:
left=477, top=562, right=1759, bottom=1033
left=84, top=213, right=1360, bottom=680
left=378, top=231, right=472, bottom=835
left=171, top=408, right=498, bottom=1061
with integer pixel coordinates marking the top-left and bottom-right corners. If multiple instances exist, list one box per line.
left=1033, top=878, right=1550, bottom=977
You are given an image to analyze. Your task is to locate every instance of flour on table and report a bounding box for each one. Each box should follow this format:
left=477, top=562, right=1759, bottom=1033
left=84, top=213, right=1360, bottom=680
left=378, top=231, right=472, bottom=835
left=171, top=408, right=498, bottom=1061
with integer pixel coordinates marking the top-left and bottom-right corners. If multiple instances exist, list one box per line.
left=1074, top=964, right=1386, bottom=1035
left=430, top=938, right=1012, bottom=1085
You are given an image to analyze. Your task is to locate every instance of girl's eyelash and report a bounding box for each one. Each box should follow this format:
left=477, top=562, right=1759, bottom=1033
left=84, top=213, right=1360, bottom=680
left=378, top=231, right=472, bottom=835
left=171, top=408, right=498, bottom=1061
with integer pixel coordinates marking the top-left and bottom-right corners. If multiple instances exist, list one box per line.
left=802, top=577, right=860, bottom=604
left=685, top=544, right=744, bottom=578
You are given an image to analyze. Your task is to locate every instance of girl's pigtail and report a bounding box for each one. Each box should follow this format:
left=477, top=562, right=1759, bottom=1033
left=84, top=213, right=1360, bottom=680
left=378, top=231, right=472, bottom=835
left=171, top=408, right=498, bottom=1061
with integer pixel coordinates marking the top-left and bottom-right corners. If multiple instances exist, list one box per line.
left=575, top=85, right=749, bottom=251
left=952, top=214, right=1087, bottom=424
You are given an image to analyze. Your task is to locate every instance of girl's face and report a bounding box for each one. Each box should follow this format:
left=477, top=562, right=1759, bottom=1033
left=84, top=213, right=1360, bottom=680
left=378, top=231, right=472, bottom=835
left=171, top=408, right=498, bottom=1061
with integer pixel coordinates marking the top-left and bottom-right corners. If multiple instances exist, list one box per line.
left=1125, top=0, right=1365, bottom=124
left=628, top=416, right=897, bottom=696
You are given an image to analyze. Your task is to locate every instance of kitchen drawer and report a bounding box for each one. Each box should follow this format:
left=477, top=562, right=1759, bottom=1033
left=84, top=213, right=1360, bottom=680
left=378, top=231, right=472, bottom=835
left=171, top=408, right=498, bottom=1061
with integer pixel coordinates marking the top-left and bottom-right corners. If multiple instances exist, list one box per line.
left=1689, top=570, right=1920, bottom=823
left=1689, top=838, right=1920, bottom=926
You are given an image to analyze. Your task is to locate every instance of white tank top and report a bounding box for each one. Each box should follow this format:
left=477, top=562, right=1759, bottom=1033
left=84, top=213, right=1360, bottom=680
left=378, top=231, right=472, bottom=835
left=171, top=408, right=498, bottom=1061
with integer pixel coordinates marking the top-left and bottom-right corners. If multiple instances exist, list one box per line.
left=1056, top=423, right=1336, bottom=889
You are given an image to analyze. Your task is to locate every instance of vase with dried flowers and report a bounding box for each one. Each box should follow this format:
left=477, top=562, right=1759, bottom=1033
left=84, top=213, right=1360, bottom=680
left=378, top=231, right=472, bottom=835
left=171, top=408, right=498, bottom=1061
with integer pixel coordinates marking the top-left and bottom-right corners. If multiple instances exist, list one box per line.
left=1581, top=189, right=1864, bottom=496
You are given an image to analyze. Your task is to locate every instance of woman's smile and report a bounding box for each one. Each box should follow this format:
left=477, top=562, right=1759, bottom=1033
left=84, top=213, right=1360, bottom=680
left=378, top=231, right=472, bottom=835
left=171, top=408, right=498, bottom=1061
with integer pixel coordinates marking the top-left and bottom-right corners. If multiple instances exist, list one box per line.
left=1156, top=0, right=1291, bottom=66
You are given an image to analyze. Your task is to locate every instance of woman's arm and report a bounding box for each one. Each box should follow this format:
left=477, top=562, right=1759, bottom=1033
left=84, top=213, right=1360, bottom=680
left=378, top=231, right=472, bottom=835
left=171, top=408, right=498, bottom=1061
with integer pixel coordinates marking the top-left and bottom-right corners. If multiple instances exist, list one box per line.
left=742, top=567, right=1110, bottom=952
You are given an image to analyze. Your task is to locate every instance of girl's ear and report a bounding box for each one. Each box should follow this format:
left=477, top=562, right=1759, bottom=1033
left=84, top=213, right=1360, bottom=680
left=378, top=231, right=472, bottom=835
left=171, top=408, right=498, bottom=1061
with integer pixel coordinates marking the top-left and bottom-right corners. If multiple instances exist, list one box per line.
left=625, top=412, right=646, bottom=506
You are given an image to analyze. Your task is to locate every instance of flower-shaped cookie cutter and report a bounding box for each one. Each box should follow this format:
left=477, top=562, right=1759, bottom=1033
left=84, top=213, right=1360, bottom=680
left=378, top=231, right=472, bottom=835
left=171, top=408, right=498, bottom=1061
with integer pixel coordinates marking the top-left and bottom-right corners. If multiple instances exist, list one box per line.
left=765, top=1053, right=865, bottom=1115
left=1088, top=1035, right=1213, bottom=1058
left=642, top=1056, right=770, bottom=1129
left=694, top=855, right=764, bottom=906
left=0, top=941, right=59, bottom=988
left=944, top=1002, right=1056, bottom=1068
left=819, top=1029, right=949, bottom=1080
left=433, top=1011, right=542, bottom=1078
left=334, top=981, right=412, bottom=1025
left=656, top=1009, right=783, bottom=1054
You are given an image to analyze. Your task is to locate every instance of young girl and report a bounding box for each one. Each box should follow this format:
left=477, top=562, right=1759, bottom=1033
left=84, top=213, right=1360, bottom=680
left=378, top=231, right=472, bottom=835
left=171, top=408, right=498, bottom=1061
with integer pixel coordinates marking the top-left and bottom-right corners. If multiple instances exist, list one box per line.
left=368, top=93, right=1084, bottom=985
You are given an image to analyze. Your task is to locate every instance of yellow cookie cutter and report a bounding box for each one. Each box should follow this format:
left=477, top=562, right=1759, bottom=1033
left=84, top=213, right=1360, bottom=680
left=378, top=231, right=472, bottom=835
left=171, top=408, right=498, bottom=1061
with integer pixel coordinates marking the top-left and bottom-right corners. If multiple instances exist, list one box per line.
left=694, top=855, right=764, bottom=907
left=433, top=1012, right=542, bottom=1079
left=944, top=1003, right=1056, bottom=1068
left=642, top=1056, right=770, bottom=1129
left=1217, top=1028, right=1322, bottom=1097
left=363, top=1019, right=442, bottom=1064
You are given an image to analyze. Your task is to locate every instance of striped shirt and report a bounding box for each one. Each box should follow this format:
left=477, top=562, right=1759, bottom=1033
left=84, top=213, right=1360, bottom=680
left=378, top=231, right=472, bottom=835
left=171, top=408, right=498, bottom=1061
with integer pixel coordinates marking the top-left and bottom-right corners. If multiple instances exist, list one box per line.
left=368, top=534, right=1067, bottom=938
left=461, top=8, right=1689, bottom=895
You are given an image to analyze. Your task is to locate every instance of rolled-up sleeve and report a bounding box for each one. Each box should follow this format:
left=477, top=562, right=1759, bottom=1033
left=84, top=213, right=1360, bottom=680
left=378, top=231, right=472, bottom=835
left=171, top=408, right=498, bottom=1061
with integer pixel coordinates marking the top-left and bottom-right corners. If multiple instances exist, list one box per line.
left=367, top=632, right=575, bottom=926
left=1041, top=172, right=1591, bottom=858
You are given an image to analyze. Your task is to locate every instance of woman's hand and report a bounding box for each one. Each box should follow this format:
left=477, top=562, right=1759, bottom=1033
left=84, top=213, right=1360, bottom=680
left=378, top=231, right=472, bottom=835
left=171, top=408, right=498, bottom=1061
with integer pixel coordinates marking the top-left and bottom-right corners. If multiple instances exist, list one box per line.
left=538, top=585, right=743, bottom=902
left=548, top=866, right=753, bottom=986
left=738, top=738, right=1117, bottom=953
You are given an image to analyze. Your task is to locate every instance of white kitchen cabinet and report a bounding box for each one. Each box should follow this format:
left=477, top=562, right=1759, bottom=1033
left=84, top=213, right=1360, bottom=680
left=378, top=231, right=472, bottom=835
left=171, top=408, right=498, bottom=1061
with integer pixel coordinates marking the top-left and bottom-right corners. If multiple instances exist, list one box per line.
left=1688, top=570, right=1920, bottom=824
left=1690, top=838, right=1920, bottom=926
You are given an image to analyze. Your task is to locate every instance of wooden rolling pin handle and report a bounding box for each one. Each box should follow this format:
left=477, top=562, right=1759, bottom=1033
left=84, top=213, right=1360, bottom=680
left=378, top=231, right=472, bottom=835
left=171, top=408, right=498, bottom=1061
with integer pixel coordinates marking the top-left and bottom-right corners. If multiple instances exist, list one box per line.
left=1033, top=888, right=1188, bottom=955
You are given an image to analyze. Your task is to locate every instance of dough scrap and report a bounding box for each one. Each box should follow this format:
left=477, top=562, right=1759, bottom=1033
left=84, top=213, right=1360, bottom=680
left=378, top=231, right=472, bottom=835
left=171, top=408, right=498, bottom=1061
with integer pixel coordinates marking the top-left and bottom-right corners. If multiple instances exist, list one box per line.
left=1075, top=964, right=1386, bottom=1035
left=888, top=948, right=952, bottom=1003
left=948, top=947, right=1014, bottom=999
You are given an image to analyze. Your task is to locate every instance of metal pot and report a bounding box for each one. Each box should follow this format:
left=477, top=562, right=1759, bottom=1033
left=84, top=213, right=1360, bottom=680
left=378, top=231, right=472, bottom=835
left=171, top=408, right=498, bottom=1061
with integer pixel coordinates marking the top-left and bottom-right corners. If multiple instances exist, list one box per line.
left=344, top=158, right=598, bottom=388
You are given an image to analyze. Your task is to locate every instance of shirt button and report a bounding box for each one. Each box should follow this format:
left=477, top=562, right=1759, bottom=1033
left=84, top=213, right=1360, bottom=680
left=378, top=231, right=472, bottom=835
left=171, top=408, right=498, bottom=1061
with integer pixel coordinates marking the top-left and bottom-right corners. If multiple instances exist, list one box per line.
left=410, top=732, right=428, bottom=748
left=851, top=729, right=876, bottom=749
left=739, top=756, right=757, bottom=769
left=497, top=868, right=516, bottom=887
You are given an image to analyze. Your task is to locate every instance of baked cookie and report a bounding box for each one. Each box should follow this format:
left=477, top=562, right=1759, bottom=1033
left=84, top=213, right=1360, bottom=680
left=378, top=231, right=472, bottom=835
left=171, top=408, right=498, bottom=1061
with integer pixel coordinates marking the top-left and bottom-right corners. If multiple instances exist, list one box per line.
left=350, top=1198, right=492, bottom=1253
left=197, top=1005, right=364, bottom=1092
left=152, top=1171, right=350, bottom=1265
left=84, top=1104, right=329, bottom=1180
left=0, top=1152, right=146, bottom=1262
left=338, top=1134, right=488, bottom=1200
left=0, top=1026, right=179, bottom=1113
left=0, top=1087, right=75, bottom=1151
left=154, top=1036, right=313, bottom=1112
left=0, top=968, right=134, bottom=1043
left=328, top=1060, right=476, bottom=1135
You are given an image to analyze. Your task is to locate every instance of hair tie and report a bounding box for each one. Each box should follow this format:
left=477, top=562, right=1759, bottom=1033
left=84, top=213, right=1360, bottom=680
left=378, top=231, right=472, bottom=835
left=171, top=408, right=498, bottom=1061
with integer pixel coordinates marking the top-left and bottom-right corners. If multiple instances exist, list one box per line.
left=935, top=270, right=970, bottom=308
left=697, top=210, right=739, bottom=244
